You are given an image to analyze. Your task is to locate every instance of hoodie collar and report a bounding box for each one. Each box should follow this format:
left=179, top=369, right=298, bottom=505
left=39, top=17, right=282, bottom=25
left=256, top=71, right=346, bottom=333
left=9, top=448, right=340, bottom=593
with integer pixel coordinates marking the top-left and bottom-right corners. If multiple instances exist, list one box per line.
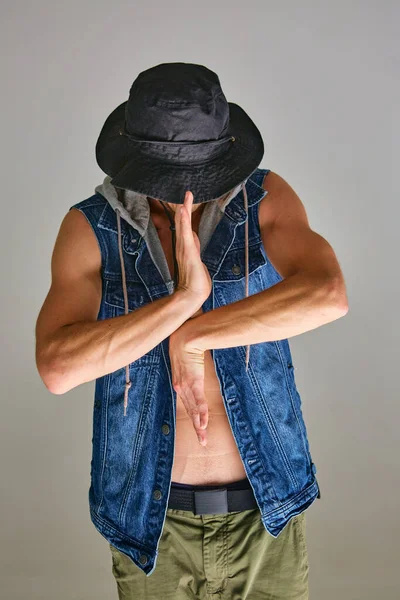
left=94, top=174, right=248, bottom=236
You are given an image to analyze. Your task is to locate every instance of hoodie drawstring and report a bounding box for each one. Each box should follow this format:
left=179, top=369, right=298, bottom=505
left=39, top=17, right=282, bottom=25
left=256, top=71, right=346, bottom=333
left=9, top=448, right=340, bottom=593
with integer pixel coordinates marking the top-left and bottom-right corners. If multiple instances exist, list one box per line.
left=115, top=207, right=132, bottom=416
left=115, top=181, right=250, bottom=415
left=241, top=181, right=250, bottom=371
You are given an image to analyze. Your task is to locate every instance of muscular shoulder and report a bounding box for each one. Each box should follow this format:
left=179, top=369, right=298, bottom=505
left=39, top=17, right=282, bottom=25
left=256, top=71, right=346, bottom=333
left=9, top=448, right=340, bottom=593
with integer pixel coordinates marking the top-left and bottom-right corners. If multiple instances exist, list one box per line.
left=53, top=207, right=102, bottom=286
left=258, top=170, right=310, bottom=233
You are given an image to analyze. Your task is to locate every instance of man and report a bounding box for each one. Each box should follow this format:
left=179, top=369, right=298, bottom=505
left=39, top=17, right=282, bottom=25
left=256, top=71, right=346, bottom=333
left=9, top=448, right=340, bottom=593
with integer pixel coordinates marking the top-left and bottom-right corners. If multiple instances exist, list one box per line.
left=35, top=62, right=348, bottom=599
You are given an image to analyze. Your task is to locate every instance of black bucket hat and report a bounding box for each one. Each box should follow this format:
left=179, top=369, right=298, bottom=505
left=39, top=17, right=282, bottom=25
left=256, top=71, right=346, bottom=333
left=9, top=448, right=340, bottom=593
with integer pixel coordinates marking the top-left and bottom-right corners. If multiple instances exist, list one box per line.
left=95, top=62, right=264, bottom=205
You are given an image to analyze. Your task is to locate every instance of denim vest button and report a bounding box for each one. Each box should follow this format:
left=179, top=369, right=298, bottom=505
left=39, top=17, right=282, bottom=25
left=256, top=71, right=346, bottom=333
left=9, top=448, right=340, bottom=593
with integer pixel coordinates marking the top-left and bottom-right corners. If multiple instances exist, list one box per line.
left=139, top=554, right=148, bottom=565
left=232, top=264, right=241, bottom=275
left=153, top=489, right=162, bottom=500
left=162, top=423, right=170, bottom=435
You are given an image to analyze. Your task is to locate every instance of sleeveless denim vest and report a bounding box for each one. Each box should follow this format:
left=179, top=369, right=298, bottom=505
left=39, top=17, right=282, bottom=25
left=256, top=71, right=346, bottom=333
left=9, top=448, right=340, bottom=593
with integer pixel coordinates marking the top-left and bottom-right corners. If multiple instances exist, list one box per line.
left=69, top=167, right=320, bottom=576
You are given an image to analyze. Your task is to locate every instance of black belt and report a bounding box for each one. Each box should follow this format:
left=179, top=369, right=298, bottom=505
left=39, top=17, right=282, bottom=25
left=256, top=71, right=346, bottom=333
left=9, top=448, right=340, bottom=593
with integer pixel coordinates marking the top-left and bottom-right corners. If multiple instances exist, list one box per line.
left=168, top=482, right=258, bottom=515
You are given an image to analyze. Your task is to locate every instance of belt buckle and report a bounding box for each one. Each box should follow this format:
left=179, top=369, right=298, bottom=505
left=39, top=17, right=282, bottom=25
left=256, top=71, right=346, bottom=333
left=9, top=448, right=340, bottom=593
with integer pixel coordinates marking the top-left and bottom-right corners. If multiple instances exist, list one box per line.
left=194, top=488, right=228, bottom=515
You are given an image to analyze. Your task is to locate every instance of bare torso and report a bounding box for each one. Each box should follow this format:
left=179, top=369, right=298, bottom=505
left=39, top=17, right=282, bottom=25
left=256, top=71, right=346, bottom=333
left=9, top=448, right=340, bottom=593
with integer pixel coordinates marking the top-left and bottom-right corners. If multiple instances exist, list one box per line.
left=151, top=206, right=247, bottom=485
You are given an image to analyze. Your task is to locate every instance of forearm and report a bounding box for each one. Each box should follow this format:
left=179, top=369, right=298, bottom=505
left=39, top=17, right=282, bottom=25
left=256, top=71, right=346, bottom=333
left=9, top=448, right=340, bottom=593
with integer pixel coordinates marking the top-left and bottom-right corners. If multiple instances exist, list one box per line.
left=41, top=290, right=199, bottom=394
left=184, top=272, right=348, bottom=350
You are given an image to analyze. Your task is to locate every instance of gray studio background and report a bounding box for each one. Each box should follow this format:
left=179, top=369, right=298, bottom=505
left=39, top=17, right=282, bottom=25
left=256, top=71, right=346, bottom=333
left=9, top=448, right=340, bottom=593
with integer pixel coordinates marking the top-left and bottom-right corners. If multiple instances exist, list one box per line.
left=1, top=1, right=398, bottom=599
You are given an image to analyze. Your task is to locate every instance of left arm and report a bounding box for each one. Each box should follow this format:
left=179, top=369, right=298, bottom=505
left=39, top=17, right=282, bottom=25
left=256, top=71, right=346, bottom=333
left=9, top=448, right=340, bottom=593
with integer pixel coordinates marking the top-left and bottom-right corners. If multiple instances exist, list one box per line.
left=178, top=171, right=349, bottom=350
left=168, top=171, right=349, bottom=445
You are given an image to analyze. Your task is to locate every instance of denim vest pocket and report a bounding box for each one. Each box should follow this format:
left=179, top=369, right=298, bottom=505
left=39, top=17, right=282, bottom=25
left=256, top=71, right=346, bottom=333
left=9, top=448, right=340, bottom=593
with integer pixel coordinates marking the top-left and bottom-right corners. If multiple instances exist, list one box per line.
left=105, top=279, right=150, bottom=312
left=213, top=241, right=266, bottom=282
left=213, top=242, right=267, bottom=307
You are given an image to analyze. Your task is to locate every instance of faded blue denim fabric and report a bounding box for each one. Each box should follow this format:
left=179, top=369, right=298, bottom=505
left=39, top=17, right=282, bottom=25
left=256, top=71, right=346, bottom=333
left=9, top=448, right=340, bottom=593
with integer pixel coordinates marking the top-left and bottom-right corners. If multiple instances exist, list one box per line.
left=69, top=167, right=320, bottom=577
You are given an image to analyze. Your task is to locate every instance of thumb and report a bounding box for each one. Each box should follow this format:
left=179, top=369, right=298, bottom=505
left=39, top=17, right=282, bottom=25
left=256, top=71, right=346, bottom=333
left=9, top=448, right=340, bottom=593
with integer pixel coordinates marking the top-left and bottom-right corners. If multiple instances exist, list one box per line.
left=192, top=230, right=201, bottom=254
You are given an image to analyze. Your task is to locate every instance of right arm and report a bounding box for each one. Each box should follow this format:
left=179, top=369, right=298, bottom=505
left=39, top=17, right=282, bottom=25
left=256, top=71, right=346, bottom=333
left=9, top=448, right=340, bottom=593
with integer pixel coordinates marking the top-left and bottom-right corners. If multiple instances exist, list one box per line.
left=35, top=202, right=207, bottom=395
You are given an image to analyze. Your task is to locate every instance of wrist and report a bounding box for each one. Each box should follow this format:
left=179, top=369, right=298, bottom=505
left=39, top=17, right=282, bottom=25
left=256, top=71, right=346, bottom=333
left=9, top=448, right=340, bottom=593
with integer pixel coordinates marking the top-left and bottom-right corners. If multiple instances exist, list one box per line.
left=176, top=315, right=206, bottom=351
left=172, top=288, right=207, bottom=316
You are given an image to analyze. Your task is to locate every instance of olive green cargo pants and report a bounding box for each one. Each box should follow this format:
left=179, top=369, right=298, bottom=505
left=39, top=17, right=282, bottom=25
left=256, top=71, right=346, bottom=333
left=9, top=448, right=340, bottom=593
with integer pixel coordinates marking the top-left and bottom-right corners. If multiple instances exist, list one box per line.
left=109, top=506, right=309, bottom=599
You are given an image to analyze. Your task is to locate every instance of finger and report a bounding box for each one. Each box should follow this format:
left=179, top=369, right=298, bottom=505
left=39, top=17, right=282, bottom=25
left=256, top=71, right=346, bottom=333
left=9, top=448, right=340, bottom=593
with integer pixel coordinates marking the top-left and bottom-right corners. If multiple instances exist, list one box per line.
left=179, top=377, right=208, bottom=444
left=193, top=411, right=200, bottom=430
left=181, top=191, right=195, bottom=235
left=184, top=191, right=193, bottom=227
left=180, top=200, right=196, bottom=248
left=191, top=394, right=208, bottom=431
left=174, top=194, right=184, bottom=250
left=184, top=393, right=208, bottom=438
left=197, top=430, right=208, bottom=446
left=200, top=407, right=208, bottom=429
left=192, top=404, right=207, bottom=428
left=192, top=230, right=201, bottom=254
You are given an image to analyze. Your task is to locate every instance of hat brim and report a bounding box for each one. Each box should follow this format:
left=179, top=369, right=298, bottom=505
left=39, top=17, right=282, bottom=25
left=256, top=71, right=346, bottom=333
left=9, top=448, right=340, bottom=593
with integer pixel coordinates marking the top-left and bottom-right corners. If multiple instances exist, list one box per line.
left=95, top=101, right=264, bottom=204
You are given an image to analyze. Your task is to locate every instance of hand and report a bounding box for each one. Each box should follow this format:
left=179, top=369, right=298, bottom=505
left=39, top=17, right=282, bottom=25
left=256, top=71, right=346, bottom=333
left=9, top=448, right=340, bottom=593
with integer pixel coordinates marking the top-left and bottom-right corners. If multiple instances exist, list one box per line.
left=169, top=323, right=209, bottom=446
left=174, top=191, right=212, bottom=301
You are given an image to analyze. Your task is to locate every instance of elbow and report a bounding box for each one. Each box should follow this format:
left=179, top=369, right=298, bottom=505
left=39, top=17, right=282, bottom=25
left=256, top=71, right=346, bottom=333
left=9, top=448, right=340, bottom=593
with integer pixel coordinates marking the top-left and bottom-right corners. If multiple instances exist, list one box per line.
left=36, top=349, right=72, bottom=395
left=323, top=274, right=349, bottom=317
